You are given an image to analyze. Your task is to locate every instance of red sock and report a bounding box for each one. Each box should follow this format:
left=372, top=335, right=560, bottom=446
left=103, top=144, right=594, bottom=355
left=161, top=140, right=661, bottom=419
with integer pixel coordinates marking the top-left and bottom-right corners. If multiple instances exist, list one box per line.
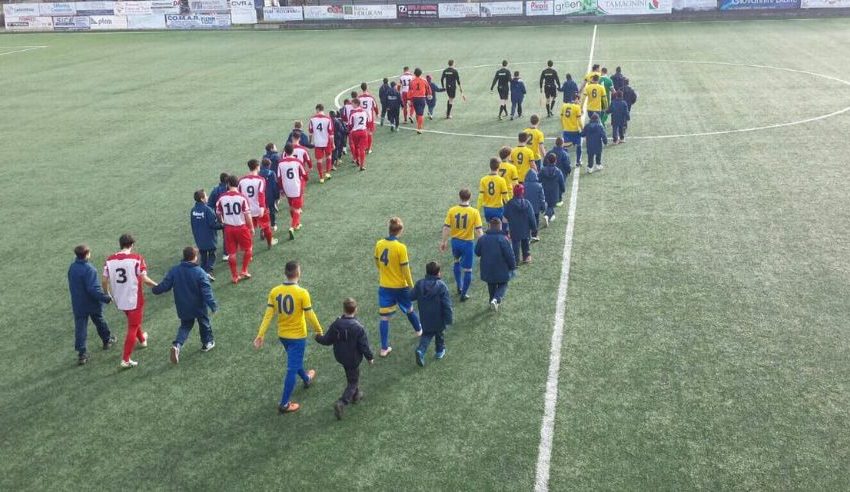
left=317, top=162, right=324, bottom=179
left=367, top=133, right=373, bottom=151
left=290, top=210, right=297, bottom=228
left=263, top=225, right=273, bottom=245
left=122, top=308, right=142, bottom=362
left=228, top=255, right=238, bottom=279
left=242, top=249, right=253, bottom=275
left=293, top=210, right=301, bottom=228
left=416, top=115, right=424, bottom=129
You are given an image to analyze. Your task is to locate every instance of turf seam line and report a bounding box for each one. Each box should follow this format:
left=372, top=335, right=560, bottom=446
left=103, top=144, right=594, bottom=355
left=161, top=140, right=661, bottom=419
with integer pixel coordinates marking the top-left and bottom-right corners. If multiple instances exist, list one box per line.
left=533, top=23, right=596, bottom=492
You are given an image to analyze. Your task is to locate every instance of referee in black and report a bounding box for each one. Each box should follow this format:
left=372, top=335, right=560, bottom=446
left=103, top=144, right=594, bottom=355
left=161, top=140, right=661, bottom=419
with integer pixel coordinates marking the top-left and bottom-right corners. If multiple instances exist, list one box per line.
left=440, top=59, right=464, bottom=119
left=490, top=60, right=512, bottom=121
left=540, top=60, right=561, bottom=118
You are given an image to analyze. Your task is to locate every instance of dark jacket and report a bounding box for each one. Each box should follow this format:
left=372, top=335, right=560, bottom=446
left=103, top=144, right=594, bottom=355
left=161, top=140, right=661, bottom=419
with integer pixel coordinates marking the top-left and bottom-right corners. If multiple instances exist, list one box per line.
left=523, top=170, right=546, bottom=216
left=378, top=83, right=390, bottom=105
left=263, top=150, right=281, bottom=174
left=385, top=88, right=402, bottom=111
left=427, top=81, right=445, bottom=108
left=611, top=72, right=625, bottom=91
left=504, top=197, right=536, bottom=240
left=190, top=202, right=222, bottom=251
left=608, top=99, right=631, bottom=125
left=581, top=121, right=608, bottom=153
left=559, top=79, right=579, bottom=103
left=259, top=167, right=279, bottom=205
left=410, top=275, right=453, bottom=334
left=68, top=259, right=111, bottom=316
left=622, top=85, right=637, bottom=108
left=475, top=230, right=517, bottom=284
left=539, top=164, right=566, bottom=208
left=547, top=146, right=571, bottom=177
left=152, top=261, right=217, bottom=320
left=314, top=316, right=373, bottom=368
left=286, top=131, right=313, bottom=149
left=207, top=182, right=227, bottom=211
left=332, top=117, right=348, bottom=141
left=510, top=78, right=526, bottom=103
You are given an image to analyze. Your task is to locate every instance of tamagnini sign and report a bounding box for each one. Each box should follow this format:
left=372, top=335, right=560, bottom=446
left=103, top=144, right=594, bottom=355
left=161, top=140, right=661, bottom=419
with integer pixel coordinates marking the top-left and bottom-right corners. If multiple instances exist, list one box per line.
left=597, top=0, right=673, bottom=14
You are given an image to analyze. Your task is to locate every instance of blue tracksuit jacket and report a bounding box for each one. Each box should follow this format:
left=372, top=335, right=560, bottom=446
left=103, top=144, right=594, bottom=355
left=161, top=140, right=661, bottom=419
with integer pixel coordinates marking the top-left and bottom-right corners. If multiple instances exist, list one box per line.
left=560, top=79, right=579, bottom=103
left=152, top=261, right=217, bottom=320
left=474, top=230, right=517, bottom=284
left=539, top=164, right=566, bottom=208
left=259, top=167, right=279, bottom=204
left=190, top=202, right=222, bottom=251
left=510, top=78, right=526, bottom=103
left=608, top=99, right=631, bottom=125
left=581, top=121, right=608, bottom=153
left=68, top=259, right=111, bottom=316
left=504, top=197, right=536, bottom=240
left=207, top=183, right=227, bottom=211
left=410, top=275, right=453, bottom=334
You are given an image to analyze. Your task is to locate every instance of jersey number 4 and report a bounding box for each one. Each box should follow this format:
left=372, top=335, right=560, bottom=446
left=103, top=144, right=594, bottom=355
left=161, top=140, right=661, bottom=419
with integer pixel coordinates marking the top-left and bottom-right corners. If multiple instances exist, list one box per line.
left=379, top=248, right=389, bottom=266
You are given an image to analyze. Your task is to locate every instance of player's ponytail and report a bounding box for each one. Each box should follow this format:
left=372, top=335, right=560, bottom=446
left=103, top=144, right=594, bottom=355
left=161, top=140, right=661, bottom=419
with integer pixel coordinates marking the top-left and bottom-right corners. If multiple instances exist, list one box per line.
left=388, top=217, right=404, bottom=236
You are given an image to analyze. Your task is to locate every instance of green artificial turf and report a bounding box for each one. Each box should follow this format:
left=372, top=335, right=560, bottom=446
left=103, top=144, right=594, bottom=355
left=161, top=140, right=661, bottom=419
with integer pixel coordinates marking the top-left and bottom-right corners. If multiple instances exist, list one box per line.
left=1, top=19, right=849, bottom=490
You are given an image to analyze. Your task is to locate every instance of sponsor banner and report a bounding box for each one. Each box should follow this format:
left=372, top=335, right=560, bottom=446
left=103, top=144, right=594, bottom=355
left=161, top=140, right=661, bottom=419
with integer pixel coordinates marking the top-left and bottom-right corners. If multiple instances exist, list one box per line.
left=719, top=0, right=800, bottom=8
left=230, top=0, right=258, bottom=23
left=53, top=15, right=91, bottom=30
left=303, top=5, right=344, bottom=19
left=127, top=13, right=167, bottom=28
left=262, top=6, right=303, bottom=21
left=801, top=0, right=850, bottom=7
left=150, top=0, right=182, bottom=14
left=397, top=3, right=438, bottom=17
left=554, top=0, right=599, bottom=15
left=76, top=1, right=116, bottom=15
left=3, top=3, right=41, bottom=17
left=40, top=3, right=78, bottom=16
left=672, top=0, right=717, bottom=9
left=343, top=4, right=397, bottom=19
left=114, top=1, right=152, bottom=15
left=597, top=0, right=672, bottom=14
left=439, top=2, right=481, bottom=17
left=480, top=1, right=524, bottom=15
left=89, top=14, right=128, bottom=29
left=4, top=16, right=54, bottom=31
left=526, top=0, right=555, bottom=15
left=165, top=13, right=231, bottom=28
left=189, top=0, right=229, bottom=12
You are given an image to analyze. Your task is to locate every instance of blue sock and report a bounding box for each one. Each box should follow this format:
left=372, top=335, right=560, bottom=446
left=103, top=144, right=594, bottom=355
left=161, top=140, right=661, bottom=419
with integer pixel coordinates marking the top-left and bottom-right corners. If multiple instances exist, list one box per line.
left=406, top=311, right=422, bottom=332
left=280, top=369, right=297, bottom=406
left=298, top=368, right=309, bottom=382
left=453, top=262, right=462, bottom=291
left=462, top=271, right=472, bottom=296
left=379, top=319, right=389, bottom=349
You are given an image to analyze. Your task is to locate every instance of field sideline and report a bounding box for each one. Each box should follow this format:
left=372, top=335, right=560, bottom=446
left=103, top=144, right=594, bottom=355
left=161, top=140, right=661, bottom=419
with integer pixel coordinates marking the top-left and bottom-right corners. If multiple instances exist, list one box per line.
left=2, top=19, right=850, bottom=490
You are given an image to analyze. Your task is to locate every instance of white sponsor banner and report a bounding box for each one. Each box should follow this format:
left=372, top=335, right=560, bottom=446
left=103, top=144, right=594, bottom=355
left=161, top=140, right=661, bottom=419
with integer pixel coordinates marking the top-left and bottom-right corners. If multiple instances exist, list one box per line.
left=303, top=5, right=344, bottom=19
left=230, top=0, right=257, bottom=23
left=127, top=13, right=167, bottom=28
left=439, top=2, right=481, bottom=17
left=263, top=6, right=303, bottom=21
left=150, top=0, right=181, bottom=14
left=53, top=15, right=91, bottom=29
left=343, top=4, right=397, bottom=19
left=801, top=0, right=850, bottom=7
left=597, top=0, right=672, bottom=14
left=190, top=0, right=229, bottom=12
left=114, top=1, right=152, bottom=15
left=672, top=0, right=716, bottom=8
left=165, top=12, right=231, bottom=28
left=76, top=2, right=116, bottom=15
left=480, top=1, right=524, bottom=15
left=4, top=16, right=54, bottom=31
left=4, top=3, right=42, bottom=16
left=40, top=3, right=78, bottom=16
left=526, top=0, right=555, bottom=15
left=553, top=0, right=592, bottom=15
left=89, top=14, right=128, bottom=29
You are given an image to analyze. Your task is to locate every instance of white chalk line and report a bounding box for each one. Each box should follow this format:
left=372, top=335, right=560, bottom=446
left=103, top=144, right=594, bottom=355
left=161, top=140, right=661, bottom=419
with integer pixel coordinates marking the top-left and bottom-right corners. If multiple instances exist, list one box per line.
left=0, top=46, right=48, bottom=57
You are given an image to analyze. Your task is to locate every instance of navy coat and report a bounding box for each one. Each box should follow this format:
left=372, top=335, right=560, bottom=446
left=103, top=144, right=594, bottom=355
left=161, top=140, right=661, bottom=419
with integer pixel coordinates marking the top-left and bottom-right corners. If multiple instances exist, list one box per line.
left=547, top=146, right=571, bottom=177
left=190, top=202, right=222, bottom=251
left=475, top=230, right=517, bottom=284
left=207, top=183, right=227, bottom=211
left=608, top=99, right=631, bottom=125
left=68, top=259, right=111, bottom=316
left=378, top=83, right=390, bottom=106
left=385, top=88, right=402, bottom=111
left=315, top=316, right=374, bottom=368
left=263, top=150, right=281, bottom=174
left=560, top=79, right=579, bottom=103
left=581, top=121, right=608, bottom=153
left=410, top=275, right=453, bottom=334
left=504, top=197, right=537, bottom=240
left=510, top=78, right=526, bottom=103
left=259, top=167, right=279, bottom=205
left=523, top=170, right=546, bottom=216
left=152, top=261, right=217, bottom=320
left=539, top=164, right=566, bottom=208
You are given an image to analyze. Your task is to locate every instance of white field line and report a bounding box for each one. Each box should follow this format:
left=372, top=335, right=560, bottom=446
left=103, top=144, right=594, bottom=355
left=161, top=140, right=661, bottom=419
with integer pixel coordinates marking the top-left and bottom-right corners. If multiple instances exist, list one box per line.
left=533, top=23, right=596, bottom=492
left=0, top=46, right=48, bottom=57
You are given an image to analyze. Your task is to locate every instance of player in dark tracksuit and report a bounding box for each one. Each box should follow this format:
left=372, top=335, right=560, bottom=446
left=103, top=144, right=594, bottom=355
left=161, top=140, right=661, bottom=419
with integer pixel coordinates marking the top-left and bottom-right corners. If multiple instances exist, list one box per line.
left=539, top=60, right=561, bottom=118
left=440, top=59, right=463, bottom=119
left=259, top=158, right=279, bottom=229
left=329, top=110, right=348, bottom=167
left=385, top=81, right=402, bottom=131
left=490, top=60, right=512, bottom=120
left=378, top=78, right=390, bottom=126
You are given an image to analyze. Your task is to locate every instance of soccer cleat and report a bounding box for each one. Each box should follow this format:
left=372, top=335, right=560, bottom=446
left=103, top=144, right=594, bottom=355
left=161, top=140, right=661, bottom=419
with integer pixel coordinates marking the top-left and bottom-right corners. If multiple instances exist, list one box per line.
left=522, top=256, right=532, bottom=264
left=436, top=349, right=446, bottom=360
left=78, top=353, right=89, bottom=365
left=380, top=347, right=392, bottom=358
left=201, top=340, right=215, bottom=353
left=352, top=389, right=363, bottom=403
left=334, top=400, right=345, bottom=420
left=231, top=276, right=240, bottom=285
left=498, top=115, right=504, bottom=121
left=295, top=224, right=302, bottom=231
left=273, top=225, right=278, bottom=232
left=390, top=126, right=396, bottom=132
left=587, top=167, right=594, bottom=174
left=278, top=402, right=300, bottom=414
left=428, top=114, right=433, bottom=120
left=303, top=369, right=316, bottom=389
left=325, top=173, right=332, bottom=180
left=414, top=330, right=422, bottom=337
left=490, top=299, right=499, bottom=311
left=597, top=165, right=604, bottom=171
left=447, top=115, right=453, bottom=120
left=460, top=294, right=471, bottom=303
left=170, top=345, right=180, bottom=364
left=103, top=335, right=116, bottom=350
left=288, top=228, right=296, bottom=240
left=416, top=130, right=422, bottom=135
left=120, top=359, right=138, bottom=369
left=415, top=349, right=425, bottom=367
left=138, top=332, right=149, bottom=348
left=360, top=167, right=366, bottom=172
left=207, top=274, right=216, bottom=282
left=222, top=254, right=230, bottom=261
left=319, top=178, right=325, bottom=184
left=269, top=238, right=279, bottom=249
left=550, top=215, right=557, bottom=223
left=542, top=216, right=550, bottom=228
left=555, top=201, right=564, bottom=207
left=368, top=149, right=372, bottom=154
left=239, top=272, right=252, bottom=281
left=531, top=236, right=540, bottom=243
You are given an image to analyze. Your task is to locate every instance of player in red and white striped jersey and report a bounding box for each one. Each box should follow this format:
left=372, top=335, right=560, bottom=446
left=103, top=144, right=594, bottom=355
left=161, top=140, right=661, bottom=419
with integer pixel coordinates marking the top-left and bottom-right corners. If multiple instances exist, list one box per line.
left=102, top=233, right=158, bottom=368
left=308, top=104, right=335, bottom=183
left=347, top=98, right=369, bottom=171
left=216, top=175, right=255, bottom=284
left=289, top=130, right=313, bottom=174
left=358, top=83, right=380, bottom=154
left=277, top=143, right=310, bottom=240
left=239, top=159, right=277, bottom=249
left=399, top=66, right=415, bottom=123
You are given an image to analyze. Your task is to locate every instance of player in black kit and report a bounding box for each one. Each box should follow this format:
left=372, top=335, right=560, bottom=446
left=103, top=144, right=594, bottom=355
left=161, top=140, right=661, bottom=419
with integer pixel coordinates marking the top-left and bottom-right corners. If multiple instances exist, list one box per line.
left=490, top=60, right=512, bottom=121
left=440, top=59, right=464, bottom=119
left=539, top=60, right=561, bottom=118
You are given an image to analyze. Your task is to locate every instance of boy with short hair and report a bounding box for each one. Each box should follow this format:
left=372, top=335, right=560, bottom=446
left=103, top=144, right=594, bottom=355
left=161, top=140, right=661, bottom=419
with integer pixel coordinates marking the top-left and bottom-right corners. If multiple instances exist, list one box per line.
left=510, top=132, right=535, bottom=183
left=524, top=114, right=546, bottom=169
left=539, top=154, right=566, bottom=226
left=509, top=71, right=526, bottom=120
left=503, top=185, right=536, bottom=264
left=581, top=113, right=609, bottom=174
left=411, top=262, right=453, bottom=367
left=259, top=158, right=279, bottom=231
left=546, top=137, right=571, bottom=180
left=68, top=244, right=114, bottom=365
left=385, top=81, right=402, bottom=132
left=190, top=189, right=222, bottom=281
left=329, top=110, right=348, bottom=169
left=314, top=298, right=374, bottom=420
left=497, top=146, right=519, bottom=198
left=608, top=91, right=631, bottom=144
left=522, top=169, right=546, bottom=242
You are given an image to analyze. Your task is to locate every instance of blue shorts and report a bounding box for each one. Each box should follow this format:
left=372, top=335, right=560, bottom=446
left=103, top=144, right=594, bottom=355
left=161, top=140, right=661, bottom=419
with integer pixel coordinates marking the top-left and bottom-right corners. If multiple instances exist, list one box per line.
left=451, top=238, right=474, bottom=270
left=562, top=131, right=581, bottom=147
left=378, top=287, right=412, bottom=316
left=413, top=98, right=427, bottom=116
left=483, top=207, right=504, bottom=222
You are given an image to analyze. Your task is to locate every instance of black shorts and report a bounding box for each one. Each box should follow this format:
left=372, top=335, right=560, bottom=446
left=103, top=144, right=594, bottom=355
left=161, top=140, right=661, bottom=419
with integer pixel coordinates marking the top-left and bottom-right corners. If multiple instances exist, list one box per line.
left=446, top=86, right=457, bottom=99
left=498, top=86, right=509, bottom=100
left=544, top=85, right=557, bottom=98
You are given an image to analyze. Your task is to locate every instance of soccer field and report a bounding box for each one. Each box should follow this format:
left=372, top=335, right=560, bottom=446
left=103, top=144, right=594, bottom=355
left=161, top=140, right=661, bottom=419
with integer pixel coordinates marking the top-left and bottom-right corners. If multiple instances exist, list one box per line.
left=2, top=19, right=850, bottom=490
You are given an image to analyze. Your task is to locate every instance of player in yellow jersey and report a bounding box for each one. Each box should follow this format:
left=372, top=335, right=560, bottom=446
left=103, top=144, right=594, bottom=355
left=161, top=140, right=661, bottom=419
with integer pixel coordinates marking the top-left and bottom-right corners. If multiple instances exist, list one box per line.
left=440, top=188, right=483, bottom=301
left=497, top=146, right=519, bottom=198
left=580, top=63, right=601, bottom=93
left=477, top=158, right=509, bottom=220
left=523, top=114, right=546, bottom=169
left=374, top=217, right=422, bottom=357
left=560, top=94, right=584, bottom=166
left=253, top=261, right=323, bottom=414
left=510, top=132, right=536, bottom=182
left=581, top=74, right=608, bottom=122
